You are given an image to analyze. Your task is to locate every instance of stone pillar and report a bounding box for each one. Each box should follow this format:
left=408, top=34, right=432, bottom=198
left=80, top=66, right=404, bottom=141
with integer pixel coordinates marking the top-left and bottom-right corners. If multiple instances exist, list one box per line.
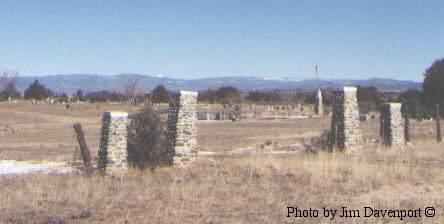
left=98, top=111, right=128, bottom=173
left=330, top=87, right=361, bottom=150
left=380, top=103, right=405, bottom=147
left=167, top=91, right=198, bottom=162
left=315, top=89, right=323, bottom=116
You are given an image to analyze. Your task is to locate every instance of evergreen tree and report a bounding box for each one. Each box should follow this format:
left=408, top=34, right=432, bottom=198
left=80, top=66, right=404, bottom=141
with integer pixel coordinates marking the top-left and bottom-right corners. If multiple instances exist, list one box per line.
left=74, top=89, right=84, bottom=101
left=423, top=58, right=444, bottom=105
left=151, top=85, right=172, bottom=103
left=24, top=80, right=53, bottom=100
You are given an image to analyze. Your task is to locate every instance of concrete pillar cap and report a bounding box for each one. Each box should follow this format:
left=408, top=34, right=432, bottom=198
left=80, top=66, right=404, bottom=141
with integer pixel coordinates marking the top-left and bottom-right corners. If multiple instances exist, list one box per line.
left=179, top=90, right=198, bottom=96
left=104, top=111, right=128, bottom=118
left=343, top=86, right=357, bottom=92
left=383, top=103, right=402, bottom=108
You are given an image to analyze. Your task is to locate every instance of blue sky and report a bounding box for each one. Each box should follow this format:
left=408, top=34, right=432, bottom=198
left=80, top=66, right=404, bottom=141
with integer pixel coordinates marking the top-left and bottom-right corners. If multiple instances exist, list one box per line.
left=0, top=0, right=443, bottom=81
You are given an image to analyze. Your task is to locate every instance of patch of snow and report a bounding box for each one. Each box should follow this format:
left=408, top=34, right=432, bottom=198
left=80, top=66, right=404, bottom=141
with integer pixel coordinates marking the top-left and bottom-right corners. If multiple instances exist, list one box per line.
left=257, top=76, right=303, bottom=82
left=0, top=160, right=69, bottom=175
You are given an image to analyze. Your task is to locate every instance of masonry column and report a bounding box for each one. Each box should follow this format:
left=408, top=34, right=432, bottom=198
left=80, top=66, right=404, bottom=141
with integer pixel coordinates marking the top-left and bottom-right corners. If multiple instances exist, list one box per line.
left=380, top=103, right=405, bottom=147
left=315, top=89, right=323, bottom=116
left=98, top=111, right=129, bottom=173
left=330, top=87, right=361, bottom=150
left=167, top=91, right=198, bottom=163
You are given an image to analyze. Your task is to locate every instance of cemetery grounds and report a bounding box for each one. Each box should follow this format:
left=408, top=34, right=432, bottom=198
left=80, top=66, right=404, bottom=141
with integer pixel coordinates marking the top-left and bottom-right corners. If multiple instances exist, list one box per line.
left=0, top=102, right=443, bottom=223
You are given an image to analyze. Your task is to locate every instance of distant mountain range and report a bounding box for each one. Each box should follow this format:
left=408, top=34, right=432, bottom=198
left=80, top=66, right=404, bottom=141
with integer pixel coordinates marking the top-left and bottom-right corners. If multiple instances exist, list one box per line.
left=16, top=74, right=421, bottom=94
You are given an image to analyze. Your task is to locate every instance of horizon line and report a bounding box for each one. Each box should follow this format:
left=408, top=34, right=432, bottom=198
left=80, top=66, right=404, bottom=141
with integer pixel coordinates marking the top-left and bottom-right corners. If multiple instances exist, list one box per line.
left=17, top=73, right=422, bottom=82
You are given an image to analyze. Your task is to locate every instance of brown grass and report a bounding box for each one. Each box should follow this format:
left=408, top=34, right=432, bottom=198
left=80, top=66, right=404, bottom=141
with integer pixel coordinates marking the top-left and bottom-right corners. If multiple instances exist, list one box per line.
left=0, top=102, right=143, bottom=161
left=1, top=102, right=443, bottom=223
left=0, top=102, right=327, bottom=160
left=1, top=142, right=443, bottom=223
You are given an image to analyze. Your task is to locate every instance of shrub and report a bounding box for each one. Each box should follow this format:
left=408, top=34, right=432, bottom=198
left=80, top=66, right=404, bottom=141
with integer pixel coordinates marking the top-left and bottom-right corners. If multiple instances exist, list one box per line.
left=310, top=130, right=333, bottom=151
left=127, top=106, right=173, bottom=169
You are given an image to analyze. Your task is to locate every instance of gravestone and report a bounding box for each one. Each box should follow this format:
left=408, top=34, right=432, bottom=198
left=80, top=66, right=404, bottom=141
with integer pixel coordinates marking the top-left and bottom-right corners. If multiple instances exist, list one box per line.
left=315, top=89, right=323, bottom=116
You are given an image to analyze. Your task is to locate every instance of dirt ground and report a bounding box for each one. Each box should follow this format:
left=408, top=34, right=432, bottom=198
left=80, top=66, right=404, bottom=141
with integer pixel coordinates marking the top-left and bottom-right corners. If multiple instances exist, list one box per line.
left=1, top=102, right=443, bottom=223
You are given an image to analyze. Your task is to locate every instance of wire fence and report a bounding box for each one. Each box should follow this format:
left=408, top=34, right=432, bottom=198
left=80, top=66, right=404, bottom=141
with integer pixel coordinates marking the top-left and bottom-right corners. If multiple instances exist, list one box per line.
left=356, top=119, right=439, bottom=146
left=1, top=118, right=441, bottom=142
left=0, top=109, right=442, bottom=163
left=232, top=114, right=443, bottom=148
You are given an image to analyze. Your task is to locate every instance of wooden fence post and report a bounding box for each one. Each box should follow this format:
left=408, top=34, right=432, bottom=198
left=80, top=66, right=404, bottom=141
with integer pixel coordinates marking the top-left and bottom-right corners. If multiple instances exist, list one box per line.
left=404, top=104, right=410, bottom=143
left=73, top=123, right=93, bottom=176
left=436, top=104, right=442, bottom=143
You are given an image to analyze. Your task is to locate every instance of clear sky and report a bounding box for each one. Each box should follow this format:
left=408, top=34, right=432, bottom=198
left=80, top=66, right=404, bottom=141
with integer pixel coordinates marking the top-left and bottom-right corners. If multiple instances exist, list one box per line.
left=1, top=0, right=443, bottom=81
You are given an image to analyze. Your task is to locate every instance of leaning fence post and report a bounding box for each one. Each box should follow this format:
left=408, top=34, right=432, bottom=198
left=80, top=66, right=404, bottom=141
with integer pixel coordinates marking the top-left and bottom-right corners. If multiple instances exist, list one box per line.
left=73, top=123, right=93, bottom=176
left=436, top=103, right=442, bottom=143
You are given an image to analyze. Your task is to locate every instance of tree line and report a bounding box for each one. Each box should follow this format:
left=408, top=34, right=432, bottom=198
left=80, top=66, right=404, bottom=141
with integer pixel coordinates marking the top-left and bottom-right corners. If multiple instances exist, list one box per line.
left=0, top=73, right=174, bottom=104
left=1, top=57, right=444, bottom=118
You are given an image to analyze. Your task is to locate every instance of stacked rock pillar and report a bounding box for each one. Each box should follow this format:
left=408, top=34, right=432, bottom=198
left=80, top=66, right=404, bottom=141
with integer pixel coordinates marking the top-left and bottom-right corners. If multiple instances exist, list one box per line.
left=330, top=87, right=361, bottom=150
left=97, top=111, right=129, bottom=173
left=315, top=89, right=323, bottom=116
left=167, top=91, right=198, bottom=163
left=380, top=103, right=405, bottom=147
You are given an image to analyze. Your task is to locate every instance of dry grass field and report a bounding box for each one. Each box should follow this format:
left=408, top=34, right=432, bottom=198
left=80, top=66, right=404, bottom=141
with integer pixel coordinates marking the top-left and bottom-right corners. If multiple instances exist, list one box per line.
left=0, top=102, right=327, bottom=161
left=1, top=102, right=444, bottom=223
left=0, top=102, right=142, bottom=162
